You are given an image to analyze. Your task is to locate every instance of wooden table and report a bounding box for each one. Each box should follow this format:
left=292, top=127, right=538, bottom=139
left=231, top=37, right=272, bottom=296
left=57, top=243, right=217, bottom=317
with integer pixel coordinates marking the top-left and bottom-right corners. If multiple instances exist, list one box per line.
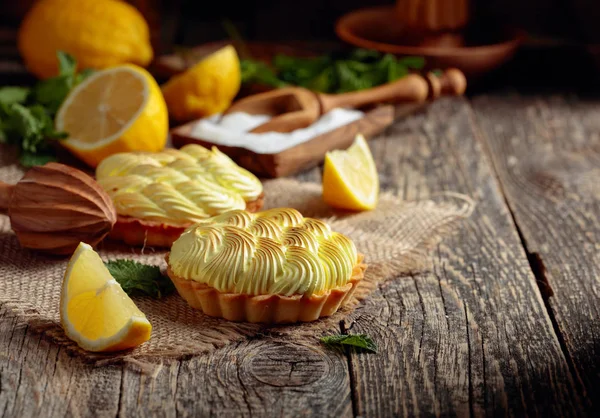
left=1, top=94, right=598, bottom=417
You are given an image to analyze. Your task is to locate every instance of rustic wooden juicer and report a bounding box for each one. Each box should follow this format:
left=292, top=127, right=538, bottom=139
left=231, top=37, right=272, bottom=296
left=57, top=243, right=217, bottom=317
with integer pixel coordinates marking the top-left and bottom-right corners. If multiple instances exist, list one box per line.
left=395, top=0, right=470, bottom=47
left=0, top=163, right=116, bottom=255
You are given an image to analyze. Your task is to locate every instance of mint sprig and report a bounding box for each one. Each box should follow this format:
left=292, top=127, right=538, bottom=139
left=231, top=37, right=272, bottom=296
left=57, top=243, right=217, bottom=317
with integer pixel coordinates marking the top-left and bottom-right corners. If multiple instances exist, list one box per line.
left=240, top=49, right=425, bottom=94
left=0, top=51, right=95, bottom=167
left=105, top=259, right=175, bottom=299
left=320, top=334, right=377, bottom=353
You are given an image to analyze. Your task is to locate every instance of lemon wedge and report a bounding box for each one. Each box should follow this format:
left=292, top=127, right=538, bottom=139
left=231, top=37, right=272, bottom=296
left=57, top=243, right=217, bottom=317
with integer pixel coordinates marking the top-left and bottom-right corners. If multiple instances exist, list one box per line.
left=322, top=134, right=379, bottom=211
left=56, top=64, right=168, bottom=168
left=60, top=242, right=152, bottom=352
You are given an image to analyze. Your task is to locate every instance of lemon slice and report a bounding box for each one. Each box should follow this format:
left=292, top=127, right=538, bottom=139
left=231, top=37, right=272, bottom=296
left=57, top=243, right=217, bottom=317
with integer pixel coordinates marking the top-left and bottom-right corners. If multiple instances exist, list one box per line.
left=60, top=242, right=152, bottom=352
left=161, top=45, right=241, bottom=121
left=56, top=64, right=168, bottom=168
left=322, top=134, right=379, bottom=211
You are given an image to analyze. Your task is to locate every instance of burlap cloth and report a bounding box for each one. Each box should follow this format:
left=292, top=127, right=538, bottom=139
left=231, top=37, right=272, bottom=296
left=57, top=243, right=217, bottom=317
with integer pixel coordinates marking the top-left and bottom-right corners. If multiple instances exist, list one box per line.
left=0, top=151, right=474, bottom=367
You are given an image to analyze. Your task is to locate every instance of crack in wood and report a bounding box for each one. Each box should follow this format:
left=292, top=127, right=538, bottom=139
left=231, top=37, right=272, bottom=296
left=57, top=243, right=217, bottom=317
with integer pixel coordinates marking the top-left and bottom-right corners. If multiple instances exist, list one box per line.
left=464, top=304, right=474, bottom=418
left=437, top=249, right=452, bottom=330
left=40, top=347, right=60, bottom=410
left=481, top=337, right=487, bottom=415
left=116, top=366, right=125, bottom=418
left=341, top=319, right=360, bottom=418
left=527, top=252, right=554, bottom=298
left=470, top=99, right=592, bottom=413
left=234, top=342, right=253, bottom=413
left=412, top=275, right=426, bottom=366
left=489, top=171, right=587, bottom=405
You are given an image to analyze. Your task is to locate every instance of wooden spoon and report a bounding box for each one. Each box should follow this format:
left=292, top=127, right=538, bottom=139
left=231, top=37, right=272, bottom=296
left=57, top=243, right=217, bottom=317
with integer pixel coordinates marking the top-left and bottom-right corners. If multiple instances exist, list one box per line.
left=225, top=68, right=466, bottom=133
left=0, top=163, right=117, bottom=255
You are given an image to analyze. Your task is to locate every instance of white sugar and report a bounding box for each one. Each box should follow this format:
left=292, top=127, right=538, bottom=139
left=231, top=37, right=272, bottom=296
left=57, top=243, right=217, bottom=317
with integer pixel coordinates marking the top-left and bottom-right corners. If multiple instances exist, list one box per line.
left=189, top=108, right=364, bottom=154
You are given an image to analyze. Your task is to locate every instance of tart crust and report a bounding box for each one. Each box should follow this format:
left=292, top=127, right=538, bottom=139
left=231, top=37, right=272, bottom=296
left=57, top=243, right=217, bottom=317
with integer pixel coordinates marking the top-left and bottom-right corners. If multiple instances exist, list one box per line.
left=108, top=193, right=265, bottom=247
left=166, top=253, right=367, bottom=323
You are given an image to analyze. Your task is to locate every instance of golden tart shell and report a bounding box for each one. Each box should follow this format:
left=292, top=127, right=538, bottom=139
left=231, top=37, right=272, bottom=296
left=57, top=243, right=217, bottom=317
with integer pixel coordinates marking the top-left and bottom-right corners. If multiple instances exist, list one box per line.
left=166, top=253, right=366, bottom=323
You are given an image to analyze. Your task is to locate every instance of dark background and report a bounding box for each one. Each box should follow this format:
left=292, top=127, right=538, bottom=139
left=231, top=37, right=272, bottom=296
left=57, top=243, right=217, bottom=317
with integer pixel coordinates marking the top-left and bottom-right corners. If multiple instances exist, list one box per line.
left=3, top=0, right=600, bottom=92
left=4, top=0, right=599, bottom=45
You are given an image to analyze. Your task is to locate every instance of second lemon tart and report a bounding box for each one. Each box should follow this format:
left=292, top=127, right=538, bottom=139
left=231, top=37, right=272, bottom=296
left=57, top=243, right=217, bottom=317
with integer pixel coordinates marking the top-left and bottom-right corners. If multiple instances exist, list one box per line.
left=96, top=144, right=264, bottom=246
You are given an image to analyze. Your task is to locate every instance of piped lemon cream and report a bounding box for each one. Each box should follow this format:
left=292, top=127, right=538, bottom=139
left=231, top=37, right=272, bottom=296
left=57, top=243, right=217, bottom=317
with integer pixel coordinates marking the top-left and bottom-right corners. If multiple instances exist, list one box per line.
left=96, top=145, right=263, bottom=225
left=168, top=208, right=358, bottom=297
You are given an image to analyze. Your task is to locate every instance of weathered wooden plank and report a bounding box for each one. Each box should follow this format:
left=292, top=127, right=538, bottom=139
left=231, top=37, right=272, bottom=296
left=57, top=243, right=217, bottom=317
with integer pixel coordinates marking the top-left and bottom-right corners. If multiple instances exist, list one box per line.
left=116, top=330, right=351, bottom=417
left=172, top=337, right=352, bottom=417
left=472, top=94, right=600, bottom=412
left=343, top=98, right=585, bottom=417
left=117, top=360, right=179, bottom=418
left=0, top=95, right=592, bottom=417
left=0, top=305, right=122, bottom=418
left=116, top=334, right=352, bottom=418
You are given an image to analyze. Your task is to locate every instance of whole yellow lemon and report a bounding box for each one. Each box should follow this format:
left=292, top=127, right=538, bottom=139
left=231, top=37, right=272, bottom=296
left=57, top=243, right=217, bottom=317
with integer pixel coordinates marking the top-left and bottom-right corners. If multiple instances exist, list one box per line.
left=18, top=0, right=153, bottom=79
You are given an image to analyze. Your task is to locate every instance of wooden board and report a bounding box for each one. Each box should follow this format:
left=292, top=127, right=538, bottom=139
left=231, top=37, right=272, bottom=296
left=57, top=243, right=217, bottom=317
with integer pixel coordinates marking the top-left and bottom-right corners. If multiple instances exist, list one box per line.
left=472, top=94, right=600, bottom=413
left=171, top=105, right=396, bottom=178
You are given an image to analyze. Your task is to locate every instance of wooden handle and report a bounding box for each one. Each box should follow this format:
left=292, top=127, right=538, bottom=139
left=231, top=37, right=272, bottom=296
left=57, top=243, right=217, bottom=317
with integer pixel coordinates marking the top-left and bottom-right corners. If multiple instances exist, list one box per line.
left=317, top=74, right=430, bottom=114
left=0, top=182, right=14, bottom=210
left=426, top=68, right=467, bottom=99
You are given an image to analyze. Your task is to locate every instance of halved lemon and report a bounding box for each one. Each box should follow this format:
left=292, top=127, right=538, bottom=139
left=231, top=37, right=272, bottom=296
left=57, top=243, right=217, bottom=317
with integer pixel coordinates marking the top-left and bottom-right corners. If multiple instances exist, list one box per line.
left=161, top=45, right=241, bottom=121
left=322, top=134, right=379, bottom=211
left=56, top=64, right=168, bottom=168
left=60, top=242, right=152, bottom=352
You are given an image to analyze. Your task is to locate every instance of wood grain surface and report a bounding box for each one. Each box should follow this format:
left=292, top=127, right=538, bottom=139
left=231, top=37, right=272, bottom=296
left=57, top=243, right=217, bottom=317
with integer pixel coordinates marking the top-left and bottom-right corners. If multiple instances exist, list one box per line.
left=472, top=94, right=600, bottom=414
left=0, top=96, right=596, bottom=417
left=342, top=98, right=584, bottom=417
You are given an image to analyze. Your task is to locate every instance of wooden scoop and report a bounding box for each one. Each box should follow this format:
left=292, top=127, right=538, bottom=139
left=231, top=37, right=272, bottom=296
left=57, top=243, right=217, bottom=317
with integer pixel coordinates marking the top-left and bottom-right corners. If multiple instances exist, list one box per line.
left=225, top=68, right=466, bottom=133
left=0, top=163, right=117, bottom=255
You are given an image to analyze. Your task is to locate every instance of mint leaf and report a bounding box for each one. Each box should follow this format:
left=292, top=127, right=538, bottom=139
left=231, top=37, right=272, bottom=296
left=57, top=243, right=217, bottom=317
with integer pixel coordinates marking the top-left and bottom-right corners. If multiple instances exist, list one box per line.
left=335, top=62, right=363, bottom=93
left=241, top=50, right=425, bottom=94
left=0, top=51, right=82, bottom=167
left=431, top=69, right=443, bottom=77
left=240, top=60, right=287, bottom=88
left=321, top=334, right=377, bottom=353
left=57, top=50, right=77, bottom=77
left=19, top=151, right=57, bottom=167
left=32, top=75, right=72, bottom=116
left=306, top=66, right=335, bottom=93
left=8, top=103, right=43, bottom=151
left=32, top=51, right=86, bottom=116
left=0, top=87, right=30, bottom=106
left=29, top=105, right=68, bottom=140
left=388, top=61, right=409, bottom=81
left=105, top=259, right=175, bottom=299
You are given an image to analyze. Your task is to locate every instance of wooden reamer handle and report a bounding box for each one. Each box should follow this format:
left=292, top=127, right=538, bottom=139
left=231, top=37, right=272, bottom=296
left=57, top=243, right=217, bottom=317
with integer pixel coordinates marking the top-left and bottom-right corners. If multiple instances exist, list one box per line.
left=317, top=73, right=429, bottom=114
left=317, top=68, right=467, bottom=113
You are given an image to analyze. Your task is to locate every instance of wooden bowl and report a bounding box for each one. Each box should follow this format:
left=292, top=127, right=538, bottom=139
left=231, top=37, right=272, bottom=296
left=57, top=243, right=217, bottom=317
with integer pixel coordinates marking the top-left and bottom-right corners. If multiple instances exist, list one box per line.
left=335, top=6, right=524, bottom=78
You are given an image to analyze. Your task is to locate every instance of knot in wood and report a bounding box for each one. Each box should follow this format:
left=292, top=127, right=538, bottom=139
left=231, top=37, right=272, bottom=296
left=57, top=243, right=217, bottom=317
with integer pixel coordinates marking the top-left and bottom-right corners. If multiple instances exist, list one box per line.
left=244, top=344, right=330, bottom=387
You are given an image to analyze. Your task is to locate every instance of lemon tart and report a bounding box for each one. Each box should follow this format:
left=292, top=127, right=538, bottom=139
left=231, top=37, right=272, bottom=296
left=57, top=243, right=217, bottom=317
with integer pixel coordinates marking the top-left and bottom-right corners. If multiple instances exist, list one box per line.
left=96, top=144, right=264, bottom=247
left=166, top=208, right=367, bottom=323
